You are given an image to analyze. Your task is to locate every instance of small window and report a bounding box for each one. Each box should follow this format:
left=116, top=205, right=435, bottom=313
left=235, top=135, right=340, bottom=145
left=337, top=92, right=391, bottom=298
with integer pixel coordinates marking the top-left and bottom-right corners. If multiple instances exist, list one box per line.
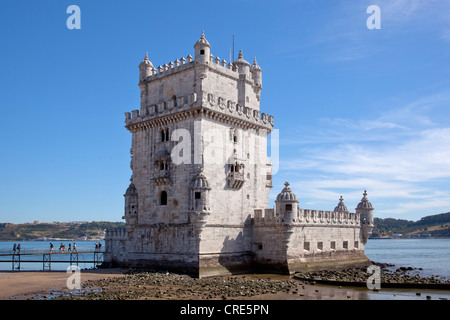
left=160, top=191, right=167, bottom=206
left=317, top=242, right=323, bottom=251
left=354, top=241, right=359, bottom=249
left=161, top=129, right=166, bottom=142
left=343, top=241, right=348, bottom=249
left=257, top=243, right=263, bottom=250
left=330, top=241, right=336, bottom=250
left=195, top=192, right=201, bottom=199
left=200, top=49, right=205, bottom=55
left=285, top=204, right=292, bottom=212
left=304, top=242, right=310, bottom=251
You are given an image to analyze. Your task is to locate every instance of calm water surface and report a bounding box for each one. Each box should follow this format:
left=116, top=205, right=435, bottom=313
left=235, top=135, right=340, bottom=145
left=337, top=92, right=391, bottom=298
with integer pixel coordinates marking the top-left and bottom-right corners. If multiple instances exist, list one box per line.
left=365, top=238, right=450, bottom=280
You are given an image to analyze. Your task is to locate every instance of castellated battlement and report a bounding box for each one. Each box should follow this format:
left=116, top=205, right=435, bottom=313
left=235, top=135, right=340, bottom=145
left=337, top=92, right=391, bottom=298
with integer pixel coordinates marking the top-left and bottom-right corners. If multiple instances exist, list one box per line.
left=125, top=90, right=274, bottom=131
left=106, top=227, right=127, bottom=240
left=140, top=53, right=246, bottom=84
left=254, top=208, right=360, bottom=226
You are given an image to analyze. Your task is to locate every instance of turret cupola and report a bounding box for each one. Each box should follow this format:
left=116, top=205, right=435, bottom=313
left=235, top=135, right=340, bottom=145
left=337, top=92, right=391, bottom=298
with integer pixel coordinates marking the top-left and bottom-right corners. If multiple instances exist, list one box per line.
left=139, top=52, right=154, bottom=82
left=189, top=169, right=211, bottom=215
left=233, top=50, right=251, bottom=76
left=356, top=190, right=373, bottom=210
left=194, top=30, right=211, bottom=64
left=334, top=196, right=349, bottom=213
left=251, top=57, right=262, bottom=87
left=275, top=182, right=299, bottom=224
left=356, top=190, right=375, bottom=244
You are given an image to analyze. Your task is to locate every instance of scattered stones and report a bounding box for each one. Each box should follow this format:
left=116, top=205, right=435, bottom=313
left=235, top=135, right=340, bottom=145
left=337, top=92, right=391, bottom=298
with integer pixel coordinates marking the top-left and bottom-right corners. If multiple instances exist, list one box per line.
left=294, top=264, right=450, bottom=287
left=48, top=270, right=303, bottom=300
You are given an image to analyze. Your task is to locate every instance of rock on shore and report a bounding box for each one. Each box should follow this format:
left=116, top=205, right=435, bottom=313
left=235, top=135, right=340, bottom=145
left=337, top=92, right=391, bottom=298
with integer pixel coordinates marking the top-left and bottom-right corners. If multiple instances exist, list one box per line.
left=295, top=262, right=450, bottom=286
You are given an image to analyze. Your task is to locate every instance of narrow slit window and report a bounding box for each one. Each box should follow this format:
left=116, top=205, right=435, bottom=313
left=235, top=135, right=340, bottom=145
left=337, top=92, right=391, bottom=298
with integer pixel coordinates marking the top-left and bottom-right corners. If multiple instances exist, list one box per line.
left=160, top=191, right=167, bottom=206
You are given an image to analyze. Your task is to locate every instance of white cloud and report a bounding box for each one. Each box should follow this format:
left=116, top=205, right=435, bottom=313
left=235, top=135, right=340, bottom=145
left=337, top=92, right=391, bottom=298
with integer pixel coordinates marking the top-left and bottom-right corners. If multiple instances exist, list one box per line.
left=276, top=91, right=450, bottom=219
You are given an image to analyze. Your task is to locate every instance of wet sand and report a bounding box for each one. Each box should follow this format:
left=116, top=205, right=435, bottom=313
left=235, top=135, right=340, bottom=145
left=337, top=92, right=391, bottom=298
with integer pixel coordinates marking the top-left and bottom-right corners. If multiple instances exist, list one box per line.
left=0, top=269, right=124, bottom=300
left=1, top=269, right=448, bottom=301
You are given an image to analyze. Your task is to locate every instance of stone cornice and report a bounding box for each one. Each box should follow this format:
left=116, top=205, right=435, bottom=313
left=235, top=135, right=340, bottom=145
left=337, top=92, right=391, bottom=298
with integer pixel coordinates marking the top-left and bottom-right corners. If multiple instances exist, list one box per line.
left=125, top=92, right=274, bottom=133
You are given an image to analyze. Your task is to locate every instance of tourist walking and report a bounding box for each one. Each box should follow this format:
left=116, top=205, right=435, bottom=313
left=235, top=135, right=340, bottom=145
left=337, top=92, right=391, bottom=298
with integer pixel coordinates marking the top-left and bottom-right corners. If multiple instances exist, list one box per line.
left=98, top=242, right=102, bottom=252
left=68, top=243, right=72, bottom=252
left=17, top=244, right=21, bottom=253
left=12, top=243, right=16, bottom=254
left=50, top=243, right=53, bottom=253
left=73, top=242, right=77, bottom=252
left=95, top=242, right=98, bottom=252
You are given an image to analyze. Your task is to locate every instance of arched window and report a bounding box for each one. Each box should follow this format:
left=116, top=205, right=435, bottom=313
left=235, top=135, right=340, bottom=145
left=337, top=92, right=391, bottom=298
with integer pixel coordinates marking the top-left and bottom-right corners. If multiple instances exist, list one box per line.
left=160, top=191, right=167, bottom=206
left=161, top=129, right=165, bottom=142
left=166, top=128, right=170, bottom=141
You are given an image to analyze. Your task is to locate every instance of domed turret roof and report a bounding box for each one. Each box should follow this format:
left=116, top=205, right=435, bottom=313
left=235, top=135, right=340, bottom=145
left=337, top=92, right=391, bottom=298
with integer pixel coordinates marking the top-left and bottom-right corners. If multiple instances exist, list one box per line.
left=139, top=52, right=154, bottom=68
left=190, top=170, right=210, bottom=189
left=276, top=182, right=298, bottom=202
left=125, top=183, right=138, bottom=196
left=334, top=196, right=349, bottom=212
left=251, top=57, right=261, bottom=71
left=233, top=50, right=251, bottom=66
left=356, top=190, right=373, bottom=210
left=194, top=30, right=211, bottom=48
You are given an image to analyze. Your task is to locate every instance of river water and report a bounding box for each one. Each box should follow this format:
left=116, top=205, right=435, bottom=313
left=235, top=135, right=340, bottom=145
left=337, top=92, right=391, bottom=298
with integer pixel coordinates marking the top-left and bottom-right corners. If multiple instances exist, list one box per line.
left=0, top=239, right=449, bottom=280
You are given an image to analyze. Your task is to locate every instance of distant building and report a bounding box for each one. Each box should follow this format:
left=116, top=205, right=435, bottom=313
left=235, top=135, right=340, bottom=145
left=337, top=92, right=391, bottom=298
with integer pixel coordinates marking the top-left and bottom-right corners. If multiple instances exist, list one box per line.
left=105, top=32, right=375, bottom=277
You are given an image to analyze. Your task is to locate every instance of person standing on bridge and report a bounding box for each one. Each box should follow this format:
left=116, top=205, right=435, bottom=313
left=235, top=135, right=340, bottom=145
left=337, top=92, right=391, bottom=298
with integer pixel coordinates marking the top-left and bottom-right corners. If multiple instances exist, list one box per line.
left=68, top=243, right=72, bottom=252
left=73, top=242, right=77, bottom=252
left=50, top=243, right=53, bottom=253
left=12, top=243, right=16, bottom=254
left=17, top=244, right=21, bottom=253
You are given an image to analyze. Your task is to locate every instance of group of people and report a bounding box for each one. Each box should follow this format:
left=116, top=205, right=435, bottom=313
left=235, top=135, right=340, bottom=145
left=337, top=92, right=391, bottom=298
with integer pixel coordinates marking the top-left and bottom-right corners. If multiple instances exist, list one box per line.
left=12, top=242, right=103, bottom=254
left=49, top=242, right=77, bottom=253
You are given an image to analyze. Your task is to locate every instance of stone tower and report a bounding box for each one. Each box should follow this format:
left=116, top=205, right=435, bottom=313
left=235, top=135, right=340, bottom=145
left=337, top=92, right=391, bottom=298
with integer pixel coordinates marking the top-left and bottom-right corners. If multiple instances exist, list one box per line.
left=105, top=32, right=374, bottom=277
left=106, top=31, right=274, bottom=277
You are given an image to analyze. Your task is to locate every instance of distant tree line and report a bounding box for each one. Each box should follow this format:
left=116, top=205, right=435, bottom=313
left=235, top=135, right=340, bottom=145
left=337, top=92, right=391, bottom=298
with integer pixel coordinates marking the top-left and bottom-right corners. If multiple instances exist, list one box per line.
left=0, top=221, right=125, bottom=241
left=372, top=212, right=450, bottom=238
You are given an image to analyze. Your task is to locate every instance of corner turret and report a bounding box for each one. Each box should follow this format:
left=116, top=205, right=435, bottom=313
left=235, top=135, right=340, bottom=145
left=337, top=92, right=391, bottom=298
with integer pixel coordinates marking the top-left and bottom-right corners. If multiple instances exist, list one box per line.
left=275, top=182, right=299, bottom=224
left=194, top=31, right=211, bottom=64
left=123, top=182, right=138, bottom=230
left=139, top=52, right=154, bottom=82
left=251, top=57, right=262, bottom=87
left=356, top=190, right=374, bottom=244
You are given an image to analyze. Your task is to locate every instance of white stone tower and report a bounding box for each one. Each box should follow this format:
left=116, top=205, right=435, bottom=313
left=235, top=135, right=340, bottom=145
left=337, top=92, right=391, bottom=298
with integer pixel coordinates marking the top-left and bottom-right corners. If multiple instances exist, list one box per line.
left=106, top=31, right=274, bottom=277
left=105, top=31, right=374, bottom=277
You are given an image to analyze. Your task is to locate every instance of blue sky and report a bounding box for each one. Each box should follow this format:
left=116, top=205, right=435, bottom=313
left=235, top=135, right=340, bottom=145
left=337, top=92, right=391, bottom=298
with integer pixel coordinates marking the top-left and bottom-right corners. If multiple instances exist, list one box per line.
left=0, top=0, right=449, bottom=223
